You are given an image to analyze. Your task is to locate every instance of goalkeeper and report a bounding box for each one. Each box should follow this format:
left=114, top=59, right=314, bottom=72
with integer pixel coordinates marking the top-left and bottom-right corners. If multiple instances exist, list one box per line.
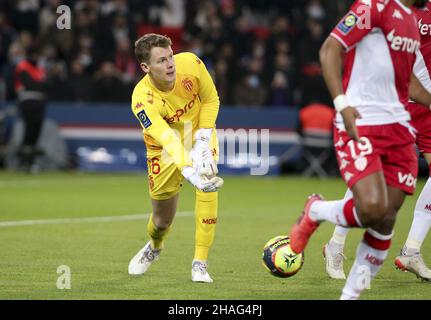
left=128, top=33, right=223, bottom=283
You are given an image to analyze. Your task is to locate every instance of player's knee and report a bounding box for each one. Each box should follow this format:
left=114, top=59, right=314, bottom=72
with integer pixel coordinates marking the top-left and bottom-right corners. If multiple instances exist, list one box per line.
left=152, top=216, right=173, bottom=230
left=357, top=198, right=387, bottom=227
left=377, top=220, right=395, bottom=235
left=155, top=221, right=171, bottom=230
left=378, top=208, right=398, bottom=234
left=371, top=217, right=395, bottom=235
left=158, top=222, right=172, bottom=230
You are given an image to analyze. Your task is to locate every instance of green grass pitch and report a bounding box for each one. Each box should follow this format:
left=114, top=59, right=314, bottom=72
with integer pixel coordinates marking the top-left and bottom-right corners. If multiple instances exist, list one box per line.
left=0, top=172, right=430, bottom=300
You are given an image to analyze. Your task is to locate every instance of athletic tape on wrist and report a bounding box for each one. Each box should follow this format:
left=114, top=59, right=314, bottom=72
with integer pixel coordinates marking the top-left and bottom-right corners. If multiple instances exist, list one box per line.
left=334, top=94, right=348, bottom=113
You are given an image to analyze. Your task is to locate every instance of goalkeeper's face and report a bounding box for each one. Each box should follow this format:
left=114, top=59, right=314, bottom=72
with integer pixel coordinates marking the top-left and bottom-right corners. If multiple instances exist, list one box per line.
left=143, top=46, right=176, bottom=87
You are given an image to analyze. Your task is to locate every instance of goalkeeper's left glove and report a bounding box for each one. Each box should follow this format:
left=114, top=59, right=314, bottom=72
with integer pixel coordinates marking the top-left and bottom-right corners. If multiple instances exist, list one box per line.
left=182, top=166, right=223, bottom=192
left=190, top=128, right=218, bottom=177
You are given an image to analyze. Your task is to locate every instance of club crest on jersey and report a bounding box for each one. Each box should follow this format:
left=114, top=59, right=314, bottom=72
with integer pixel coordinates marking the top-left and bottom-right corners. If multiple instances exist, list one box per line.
left=137, top=109, right=152, bottom=128
left=182, top=78, right=194, bottom=92
left=337, top=12, right=358, bottom=34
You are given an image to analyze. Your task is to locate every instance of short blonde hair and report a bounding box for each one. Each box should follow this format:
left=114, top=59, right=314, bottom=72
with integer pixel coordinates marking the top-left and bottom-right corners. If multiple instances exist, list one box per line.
left=134, top=33, right=172, bottom=64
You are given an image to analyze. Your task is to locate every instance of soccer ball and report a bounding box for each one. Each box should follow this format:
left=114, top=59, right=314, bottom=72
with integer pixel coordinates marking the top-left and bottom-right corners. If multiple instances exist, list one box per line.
left=262, top=235, right=304, bottom=278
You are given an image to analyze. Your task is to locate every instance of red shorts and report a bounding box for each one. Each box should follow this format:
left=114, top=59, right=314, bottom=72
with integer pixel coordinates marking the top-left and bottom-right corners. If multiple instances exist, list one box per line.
left=406, top=102, right=431, bottom=154
left=334, top=123, right=418, bottom=195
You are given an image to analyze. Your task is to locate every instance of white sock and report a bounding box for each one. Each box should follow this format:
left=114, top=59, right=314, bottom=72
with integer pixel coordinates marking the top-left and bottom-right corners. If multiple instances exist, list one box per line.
left=340, top=229, right=392, bottom=300
left=309, top=199, right=347, bottom=224
left=402, top=177, right=431, bottom=255
left=309, top=189, right=360, bottom=227
left=329, top=190, right=353, bottom=248
left=330, top=225, right=350, bottom=248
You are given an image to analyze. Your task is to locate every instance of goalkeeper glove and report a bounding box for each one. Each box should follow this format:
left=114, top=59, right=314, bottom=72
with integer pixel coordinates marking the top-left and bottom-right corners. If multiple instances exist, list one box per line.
left=190, top=128, right=218, bottom=177
left=182, top=166, right=223, bottom=192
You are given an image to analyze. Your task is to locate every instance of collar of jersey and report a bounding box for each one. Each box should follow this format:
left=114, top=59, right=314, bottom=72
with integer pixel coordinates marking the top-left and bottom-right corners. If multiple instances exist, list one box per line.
left=148, top=75, right=177, bottom=96
left=394, top=0, right=412, bottom=14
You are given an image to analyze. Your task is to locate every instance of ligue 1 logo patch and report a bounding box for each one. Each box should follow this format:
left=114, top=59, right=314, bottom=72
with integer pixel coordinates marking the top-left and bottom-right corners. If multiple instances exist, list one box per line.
left=137, top=109, right=152, bottom=128
left=337, top=12, right=358, bottom=35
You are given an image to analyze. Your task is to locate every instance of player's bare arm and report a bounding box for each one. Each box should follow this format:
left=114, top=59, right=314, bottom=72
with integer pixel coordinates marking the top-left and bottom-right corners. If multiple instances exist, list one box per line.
left=319, top=36, right=361, bottom=142
left=409, top=73, right=431, bottom=108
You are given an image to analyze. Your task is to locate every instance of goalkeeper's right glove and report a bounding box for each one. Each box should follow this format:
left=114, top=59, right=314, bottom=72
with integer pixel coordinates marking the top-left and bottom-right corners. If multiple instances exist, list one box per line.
left=190, top=128, right=218, bottom=177
left=182, top=166, right=224, bottom=192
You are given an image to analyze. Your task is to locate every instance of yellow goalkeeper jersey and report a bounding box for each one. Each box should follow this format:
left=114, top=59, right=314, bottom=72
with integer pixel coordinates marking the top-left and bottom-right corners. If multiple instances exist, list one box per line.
left=131, top=52, right=220, bottom=170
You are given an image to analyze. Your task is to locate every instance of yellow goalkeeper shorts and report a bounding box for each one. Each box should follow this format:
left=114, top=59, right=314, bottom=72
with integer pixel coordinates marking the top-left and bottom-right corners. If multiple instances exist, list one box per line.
left=146, top=131, right=219, bottom=200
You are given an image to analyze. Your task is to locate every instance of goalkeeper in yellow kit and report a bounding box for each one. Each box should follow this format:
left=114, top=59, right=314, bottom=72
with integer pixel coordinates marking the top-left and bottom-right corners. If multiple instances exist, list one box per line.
left=127, top=33, right=223, bottom=283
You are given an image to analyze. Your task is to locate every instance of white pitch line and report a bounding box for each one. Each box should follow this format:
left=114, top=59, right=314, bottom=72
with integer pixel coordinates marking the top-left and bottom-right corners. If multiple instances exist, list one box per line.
left=0, top=211, right=193, bottom=227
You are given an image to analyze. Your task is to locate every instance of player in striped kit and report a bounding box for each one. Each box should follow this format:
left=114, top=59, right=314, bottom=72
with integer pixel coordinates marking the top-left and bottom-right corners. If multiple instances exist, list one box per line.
left=287, top=0, right=431, bottom=299
left=324, top=0, right=431, bottom=283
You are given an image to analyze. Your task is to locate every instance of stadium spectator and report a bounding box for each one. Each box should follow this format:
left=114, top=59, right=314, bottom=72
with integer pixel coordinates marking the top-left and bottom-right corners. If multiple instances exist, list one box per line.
left=111, top=13, right=134, bottom=45
left=114, top=37, right=139, bottom=84
left=212, top=42, right=236, bottom=104
left=72, top=33, right=98, bottom=74
left=231, top=16, right=254, bottom=61
left=0, top=11, right=14, bottom=71
left=213, top=59, right=230, bottom=105
left=266, top=16, right=296, bottom=60
left=305, top=0, right=326, bottom=20
left=296, top=17, right=330, bottom=106
left=14, top=44, right=47, bottom=171
left=45, top=61, right=70, bottom=101
left=160, top=0, right=185, bottom=27
left=268, top=53, right=295, bottom=107
left=233, top=73, right=267, bottom=107
left=17, top=30, right=34, bottom=52
left=10, top=0, right=40, bottom=36
left=38, top=0, right=61, bottom=36
left=38, top=1, right=74, bottom=62
left=233, top=57, right=267, bottom=107
left=101, top=0, right=129, bottom=17
left=191, top=0, right=219, bottom=34
left=68, top=58, right=94, bottom=102
left=92, top=61, right=129, bottom=102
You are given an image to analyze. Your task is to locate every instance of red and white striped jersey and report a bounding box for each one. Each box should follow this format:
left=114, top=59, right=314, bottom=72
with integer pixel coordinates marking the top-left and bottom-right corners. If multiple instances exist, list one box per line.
left=331, top=0, right=421, bottom=126
left=413, top=1, right=431, bottom=92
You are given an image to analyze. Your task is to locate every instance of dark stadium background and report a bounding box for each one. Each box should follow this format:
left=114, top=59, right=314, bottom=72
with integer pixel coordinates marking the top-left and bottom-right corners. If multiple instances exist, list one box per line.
left=0, top=0, right=380, bottom=175
left=0, top=0, right=354, bottom=104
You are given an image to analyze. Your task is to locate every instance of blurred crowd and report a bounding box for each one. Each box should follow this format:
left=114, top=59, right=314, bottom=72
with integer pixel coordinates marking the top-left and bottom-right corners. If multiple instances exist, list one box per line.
left=0, top=0, right=354, bottom=107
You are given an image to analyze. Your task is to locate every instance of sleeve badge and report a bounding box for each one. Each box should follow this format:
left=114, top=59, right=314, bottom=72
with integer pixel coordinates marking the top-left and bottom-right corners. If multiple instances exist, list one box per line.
left=337, top=12, right=359, bottom=35
left=137, top=109, right=152, bottom=128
